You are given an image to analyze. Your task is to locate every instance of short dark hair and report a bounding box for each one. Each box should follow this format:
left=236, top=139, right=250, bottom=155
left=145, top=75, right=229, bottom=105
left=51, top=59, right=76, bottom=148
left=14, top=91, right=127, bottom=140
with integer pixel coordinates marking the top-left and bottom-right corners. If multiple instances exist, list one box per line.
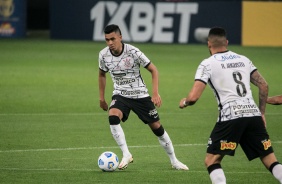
left=104, top=24, right=122, bottom=35
left=208, top=27, right=228, bottom=48
left=208, top=27, right=227, bottom=38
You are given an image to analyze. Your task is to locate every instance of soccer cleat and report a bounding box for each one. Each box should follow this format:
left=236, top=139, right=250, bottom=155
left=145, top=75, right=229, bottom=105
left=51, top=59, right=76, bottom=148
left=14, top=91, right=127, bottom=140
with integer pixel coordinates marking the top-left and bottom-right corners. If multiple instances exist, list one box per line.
left=118, top=155, right=133, bottom=170
left=171, top=160, right=189, bottom=170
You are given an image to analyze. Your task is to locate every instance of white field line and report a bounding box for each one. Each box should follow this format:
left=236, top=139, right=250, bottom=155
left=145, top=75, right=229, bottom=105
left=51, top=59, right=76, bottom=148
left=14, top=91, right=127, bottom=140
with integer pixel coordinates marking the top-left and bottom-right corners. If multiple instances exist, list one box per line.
left=0, top=167, right=270, bottom=174
left=0, top=144, right=205, bottom=153
left=0, top=142, right=281, bottom=153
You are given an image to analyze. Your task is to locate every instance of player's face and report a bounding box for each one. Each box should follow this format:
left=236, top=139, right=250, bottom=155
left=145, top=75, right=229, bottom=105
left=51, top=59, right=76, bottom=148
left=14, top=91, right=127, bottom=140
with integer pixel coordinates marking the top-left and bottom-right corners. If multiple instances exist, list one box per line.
left=105, top=32, right=122, bottom=55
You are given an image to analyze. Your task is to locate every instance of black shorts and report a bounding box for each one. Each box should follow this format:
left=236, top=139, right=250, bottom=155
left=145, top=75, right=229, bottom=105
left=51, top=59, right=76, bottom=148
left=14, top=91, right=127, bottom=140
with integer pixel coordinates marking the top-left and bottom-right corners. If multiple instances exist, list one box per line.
left=109, top=95, right=160, bottom=124
left=207, top=116, right=273, bottom=161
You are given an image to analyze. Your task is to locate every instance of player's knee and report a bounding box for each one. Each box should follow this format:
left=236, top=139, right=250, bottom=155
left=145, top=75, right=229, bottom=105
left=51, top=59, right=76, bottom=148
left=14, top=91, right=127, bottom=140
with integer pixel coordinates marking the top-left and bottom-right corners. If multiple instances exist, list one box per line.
left=152, top=125, right=164, bottom=137
left=205, top=158, right=211, bottom=168
left=205, top=154, right=223, bottom=168
left=109, top=115, right=120, bottom=125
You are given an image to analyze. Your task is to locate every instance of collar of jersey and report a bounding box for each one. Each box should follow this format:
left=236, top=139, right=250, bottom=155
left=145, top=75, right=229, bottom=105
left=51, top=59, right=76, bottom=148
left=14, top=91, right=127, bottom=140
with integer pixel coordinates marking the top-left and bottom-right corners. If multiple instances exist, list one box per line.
left=110, top=43, right=124, bottom=57
left=214, top=50, right=229, bottom=55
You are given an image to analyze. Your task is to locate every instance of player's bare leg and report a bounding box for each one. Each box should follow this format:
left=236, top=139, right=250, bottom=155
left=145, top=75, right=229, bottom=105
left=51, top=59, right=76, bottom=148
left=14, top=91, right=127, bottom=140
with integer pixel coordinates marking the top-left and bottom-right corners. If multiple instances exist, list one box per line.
left=205, top=154, right=226, bottom=184
left=261, top=153, right=282, bottom=183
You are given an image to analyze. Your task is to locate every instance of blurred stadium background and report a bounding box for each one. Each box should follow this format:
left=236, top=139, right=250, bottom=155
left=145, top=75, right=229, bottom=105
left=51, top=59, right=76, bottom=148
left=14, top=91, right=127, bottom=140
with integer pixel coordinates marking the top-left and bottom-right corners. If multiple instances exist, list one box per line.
left=1, top=0, right=282, bottom=46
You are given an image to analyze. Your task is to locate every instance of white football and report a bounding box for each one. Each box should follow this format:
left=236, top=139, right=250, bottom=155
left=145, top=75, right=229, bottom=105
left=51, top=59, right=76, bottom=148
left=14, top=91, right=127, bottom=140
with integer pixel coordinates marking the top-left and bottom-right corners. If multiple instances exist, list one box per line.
left=98, top=151, right=119, bottom=172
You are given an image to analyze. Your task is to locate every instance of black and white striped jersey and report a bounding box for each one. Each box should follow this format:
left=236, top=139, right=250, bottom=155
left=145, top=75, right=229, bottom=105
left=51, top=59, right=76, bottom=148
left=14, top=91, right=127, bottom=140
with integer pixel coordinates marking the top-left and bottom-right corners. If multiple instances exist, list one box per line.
left=195, top=50, right=261, bottom=122
left=99, top=43, right=150, bottom=99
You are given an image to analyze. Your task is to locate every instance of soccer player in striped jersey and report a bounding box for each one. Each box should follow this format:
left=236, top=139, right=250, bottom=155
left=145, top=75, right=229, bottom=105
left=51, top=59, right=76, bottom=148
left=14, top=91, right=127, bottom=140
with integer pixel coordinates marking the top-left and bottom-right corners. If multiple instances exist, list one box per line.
left=179, top=27, right=282, bottom=183
left=98, top=24, right=188, bottom=171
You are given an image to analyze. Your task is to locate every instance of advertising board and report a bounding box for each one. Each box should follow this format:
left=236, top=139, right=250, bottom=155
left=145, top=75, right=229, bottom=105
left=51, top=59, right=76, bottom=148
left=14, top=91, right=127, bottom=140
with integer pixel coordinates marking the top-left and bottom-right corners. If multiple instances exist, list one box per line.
left=0, top=0, right=26, bottom=38
left=50, top=1, right=241, bottom=44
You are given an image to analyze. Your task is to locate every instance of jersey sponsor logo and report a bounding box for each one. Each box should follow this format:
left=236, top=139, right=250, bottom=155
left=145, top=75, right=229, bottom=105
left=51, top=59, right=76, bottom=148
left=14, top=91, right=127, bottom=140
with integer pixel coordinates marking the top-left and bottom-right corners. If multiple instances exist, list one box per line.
left=232, top=104, right=257, bottom=110
left=220, top=141, right=237, bottom=150
left=198, top=64, right=208, bottom=79
left=115, top=78, right=135, bottom=85
left=232, top=104, right=259, bottom=116
left=112, top=72, right=126, bottom=77
left=262, top=139, right=271, bottom=150
left=220, top=100, right=261, bottom=121
left=214, top=54, right=241, bottom=61
left=234, top=109, right=259, bottom=115
left=120, top=90, right=147, bottom=96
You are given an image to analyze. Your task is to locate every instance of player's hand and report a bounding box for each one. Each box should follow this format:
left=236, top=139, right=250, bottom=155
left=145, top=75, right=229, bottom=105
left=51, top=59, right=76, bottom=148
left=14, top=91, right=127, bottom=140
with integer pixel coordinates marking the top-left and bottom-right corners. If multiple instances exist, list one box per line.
left=179, top=98, right=187, bottom=109
left=100, top=100, right=108, bottom=111
left=152, top=94, right=162, bottom=108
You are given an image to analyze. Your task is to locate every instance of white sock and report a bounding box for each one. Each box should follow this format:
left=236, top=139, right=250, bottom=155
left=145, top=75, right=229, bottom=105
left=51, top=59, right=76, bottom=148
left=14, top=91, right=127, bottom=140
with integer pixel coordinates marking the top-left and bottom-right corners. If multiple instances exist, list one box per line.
left=110, top=124, right=131, bottom=157
left=158, top=131, right=177, bottom=163
left=272, top=164, right=282, bottom=183
left=209, top=169, right=226, bottom=184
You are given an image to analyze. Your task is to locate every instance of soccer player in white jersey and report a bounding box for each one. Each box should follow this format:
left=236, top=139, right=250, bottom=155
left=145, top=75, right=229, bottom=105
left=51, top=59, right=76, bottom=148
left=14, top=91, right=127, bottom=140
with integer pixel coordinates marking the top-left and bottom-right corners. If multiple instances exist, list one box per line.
left=98, top=24, right=188, bottom=170
left=179, top=27, right=282, bottom=183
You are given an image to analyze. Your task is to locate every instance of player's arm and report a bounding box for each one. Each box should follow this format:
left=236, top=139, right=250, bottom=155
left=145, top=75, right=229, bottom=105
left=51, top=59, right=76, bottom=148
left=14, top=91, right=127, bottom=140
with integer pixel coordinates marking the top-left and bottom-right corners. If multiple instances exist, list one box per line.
left=250, top=70, right=268, bottom=114
left=267, top=95, right=282, bottom=105
left=179, top=80, right=206, bottom=109
left=99, top=69, right=108, bottom=111
left=146, top=63, right=162, bottom=108
left=250, top=70, right=268, bottom=125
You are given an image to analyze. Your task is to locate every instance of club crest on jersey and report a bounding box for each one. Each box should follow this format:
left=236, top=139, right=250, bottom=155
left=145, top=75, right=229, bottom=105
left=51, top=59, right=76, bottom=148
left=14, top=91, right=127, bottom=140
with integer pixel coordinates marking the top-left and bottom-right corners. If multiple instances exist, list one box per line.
left=220, top=141, right=237, bottom=150
left=261, top=139, right=271, bottom=150
left=123, top=58, right=133, bottom=68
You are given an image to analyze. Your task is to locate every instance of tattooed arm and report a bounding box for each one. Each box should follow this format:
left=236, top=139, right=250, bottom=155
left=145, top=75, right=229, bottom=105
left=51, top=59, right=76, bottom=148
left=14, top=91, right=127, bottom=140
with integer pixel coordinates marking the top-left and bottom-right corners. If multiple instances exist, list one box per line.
left=250, top=70, right=268, bottom=125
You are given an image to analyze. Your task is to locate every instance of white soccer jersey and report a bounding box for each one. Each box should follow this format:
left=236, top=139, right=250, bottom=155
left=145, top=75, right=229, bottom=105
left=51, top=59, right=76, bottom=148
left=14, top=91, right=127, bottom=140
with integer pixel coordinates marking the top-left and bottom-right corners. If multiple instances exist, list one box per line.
left=195, top=50, right=261, bottom=122
left=99, top=43, right=150, bottom=99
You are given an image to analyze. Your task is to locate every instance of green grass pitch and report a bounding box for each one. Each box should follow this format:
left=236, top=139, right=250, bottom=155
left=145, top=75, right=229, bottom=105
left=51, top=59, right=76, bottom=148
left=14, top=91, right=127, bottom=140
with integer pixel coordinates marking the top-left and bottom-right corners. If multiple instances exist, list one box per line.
left=0, top=36, right=282, bottom=184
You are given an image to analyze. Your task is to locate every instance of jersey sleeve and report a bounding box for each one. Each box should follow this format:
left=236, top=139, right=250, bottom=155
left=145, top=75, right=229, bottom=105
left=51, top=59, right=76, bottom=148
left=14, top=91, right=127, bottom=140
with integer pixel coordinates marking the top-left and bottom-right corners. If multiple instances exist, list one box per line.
left=240, top=55, right=257, bottom=74
left=139, top=53, right=151, bottom=68
left=130, top=45, right=151, bottom=68
left=194, top=59, right=211, bottom=84
left=249, top=60, right=257, bottom=74
left=98, top=52, right=108, bottom=72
